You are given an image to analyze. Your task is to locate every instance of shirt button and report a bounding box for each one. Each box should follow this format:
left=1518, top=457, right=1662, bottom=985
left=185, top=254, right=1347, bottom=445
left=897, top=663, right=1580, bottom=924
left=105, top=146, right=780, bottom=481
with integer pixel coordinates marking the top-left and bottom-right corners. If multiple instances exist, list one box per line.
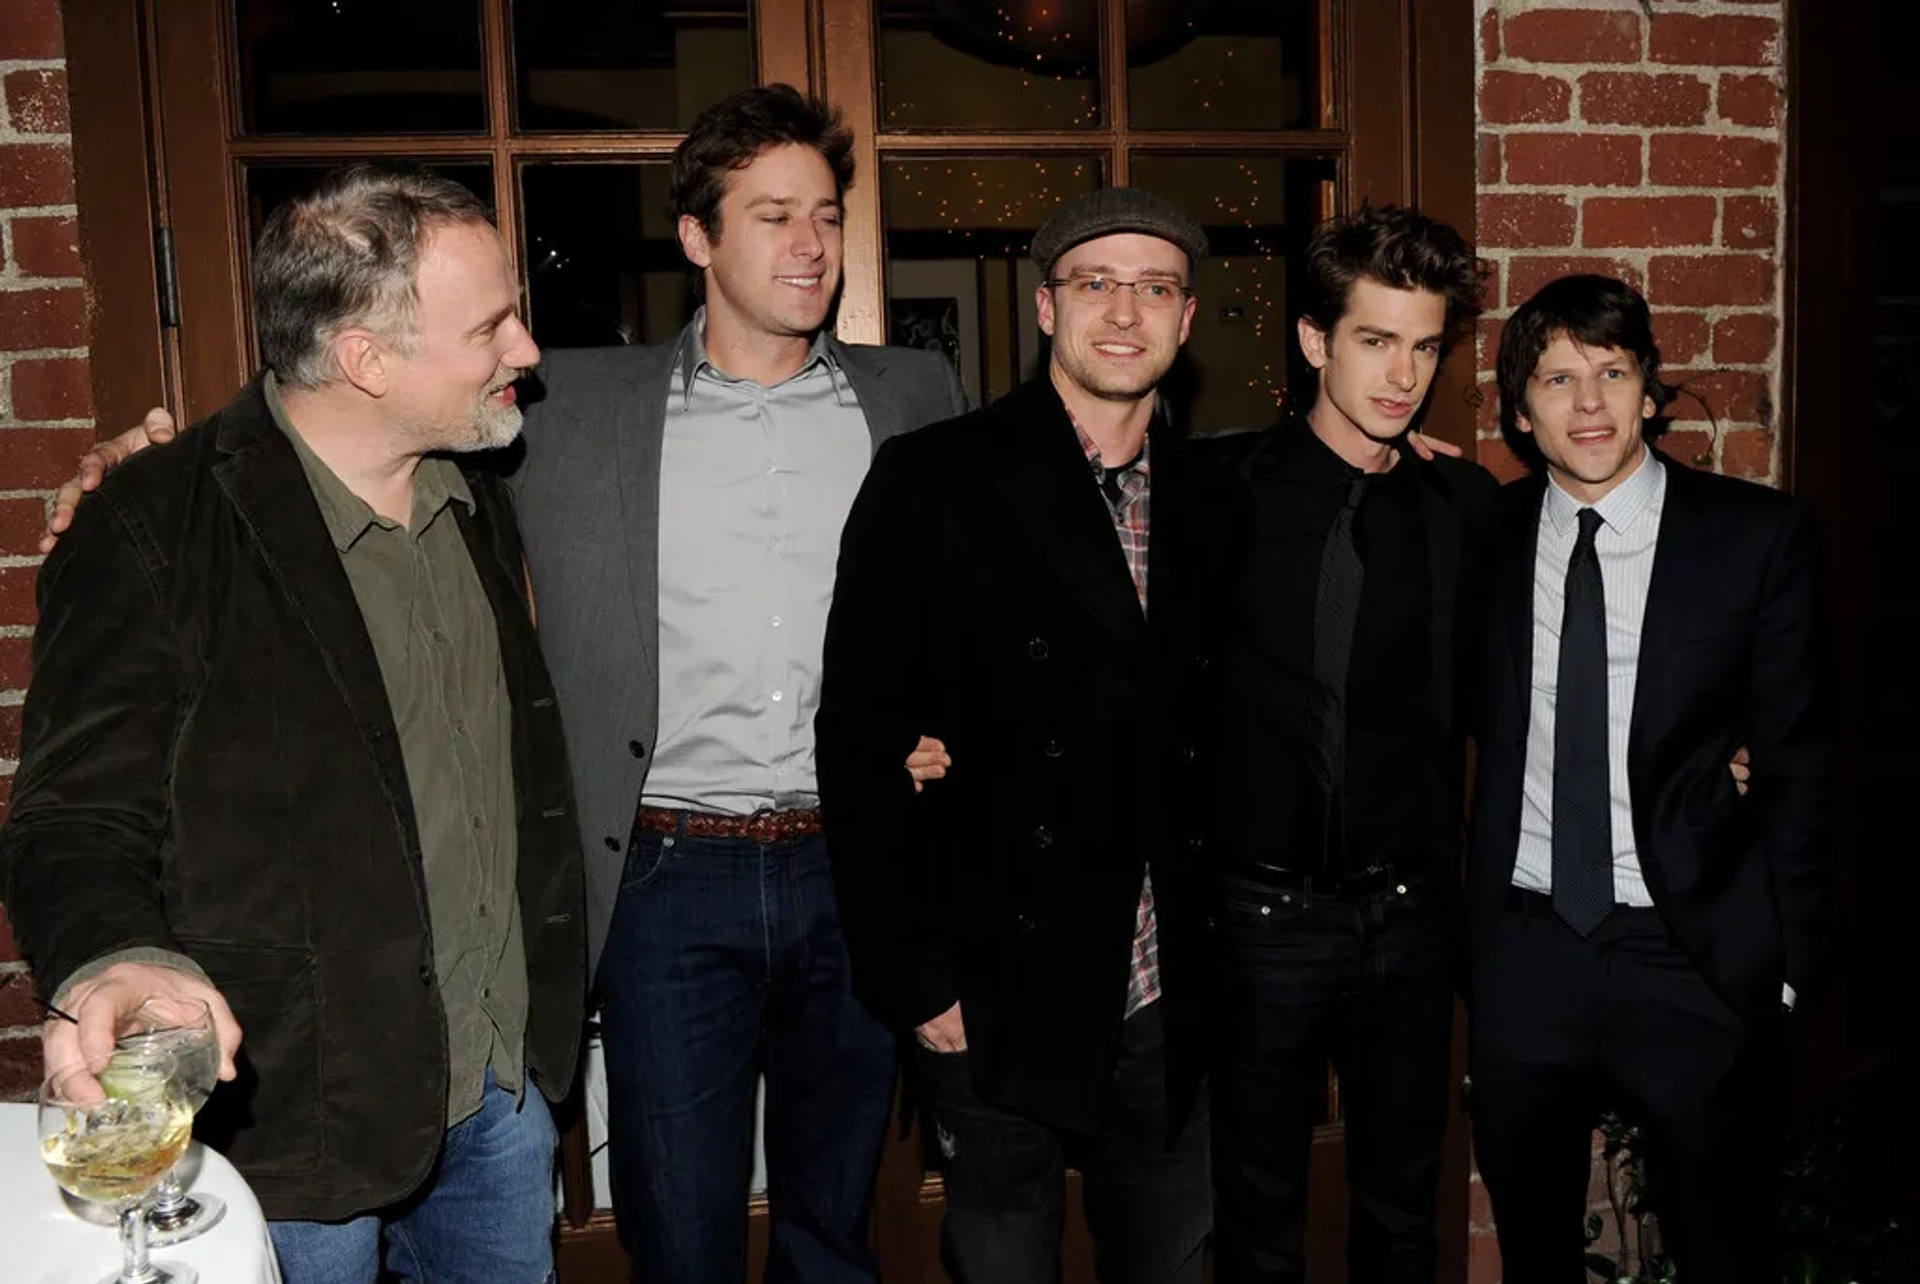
left=771, top=690, right=784, bottom=703
left=629, top=740, right=647, bottom=758
left=771, top=615, right=782, bottom=627
left=452, top=719, right=467, bottom=736
left=1028, top=637, right=1050, bottom=660
left=1031, top=826, right=1053, bottom=849
left=470, top=814, right=484, bottom=831
left=477, top=902, right=489, bottom=918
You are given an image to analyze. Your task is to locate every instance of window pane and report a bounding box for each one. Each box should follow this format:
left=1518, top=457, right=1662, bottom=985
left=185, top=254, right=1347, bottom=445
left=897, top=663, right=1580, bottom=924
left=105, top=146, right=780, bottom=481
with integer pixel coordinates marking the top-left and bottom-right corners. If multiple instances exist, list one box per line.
left=1129, top=152, right=1338, bottom=433
left=242, top=161, right=494, bottom=242
left=1129, top=0, right=1320, bottom=131
left=236, top=0, right=486, bottom=134
left=520, top=163, right=695, bottom=348
left=877, top=0, right=1101, bottom=131
left=513, top=1, right=752, bottom=132
left=882, top=156, right=1103, bottom=405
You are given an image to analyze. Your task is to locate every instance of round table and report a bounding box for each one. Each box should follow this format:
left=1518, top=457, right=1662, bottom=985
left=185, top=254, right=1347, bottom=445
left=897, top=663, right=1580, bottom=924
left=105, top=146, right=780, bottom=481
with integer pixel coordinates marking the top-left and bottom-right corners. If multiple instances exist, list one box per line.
left=1, top=1102, right=280, bottom=1284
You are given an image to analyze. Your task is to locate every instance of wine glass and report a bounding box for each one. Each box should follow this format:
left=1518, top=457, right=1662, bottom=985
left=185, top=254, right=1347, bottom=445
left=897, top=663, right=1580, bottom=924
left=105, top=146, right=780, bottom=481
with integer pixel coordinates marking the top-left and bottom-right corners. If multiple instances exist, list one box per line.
left=116, top=998, right=226, bottom=1246
left=39, top=1052, right=200, bottom=1284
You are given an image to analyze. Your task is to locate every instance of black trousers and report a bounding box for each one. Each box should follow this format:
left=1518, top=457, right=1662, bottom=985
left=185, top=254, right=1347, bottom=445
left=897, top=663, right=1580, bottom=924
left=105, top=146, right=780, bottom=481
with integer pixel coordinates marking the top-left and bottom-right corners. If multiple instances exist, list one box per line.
left=1469, top=890, right=1783, bottom=1284
left=1209, top=875, right=1454, bottom=1284
left=916, top=1003, right=1212, bottom=1284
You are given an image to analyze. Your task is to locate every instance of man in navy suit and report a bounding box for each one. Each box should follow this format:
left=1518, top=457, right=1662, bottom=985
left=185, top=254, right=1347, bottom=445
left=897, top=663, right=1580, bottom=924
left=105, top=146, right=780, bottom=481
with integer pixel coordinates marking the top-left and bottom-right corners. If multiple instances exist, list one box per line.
left=1468, top=274, right=1828, bottom=1281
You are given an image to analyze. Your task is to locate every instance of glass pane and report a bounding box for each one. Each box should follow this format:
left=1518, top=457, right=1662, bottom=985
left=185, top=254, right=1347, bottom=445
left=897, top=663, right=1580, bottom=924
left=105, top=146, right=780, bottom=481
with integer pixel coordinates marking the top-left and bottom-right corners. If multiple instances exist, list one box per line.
left=513, top=0, right=752, bottom=132
left=236, top=0, right=486, bottom=134
left=1128, top=152, right=1338, bottom=433
left=882, top=156, right=1103, bottom=405
left=1129, top=0, right=1320, bottom=131
left=520, top=163, right=695, bottom=348
left=242, top=161, right=494, bottom=242
left=877, top=0, right=1101, bottom=131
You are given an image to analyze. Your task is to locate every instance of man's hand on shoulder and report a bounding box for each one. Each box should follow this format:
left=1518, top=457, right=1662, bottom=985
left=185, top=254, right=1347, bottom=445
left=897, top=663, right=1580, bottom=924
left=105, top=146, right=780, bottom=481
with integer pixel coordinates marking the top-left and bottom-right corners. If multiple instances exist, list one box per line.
left=39, top=407, right=176, bottom=554
left=1407, top=431, right=1464, bottom=462
left=46, top=960, right=243, bottom=1083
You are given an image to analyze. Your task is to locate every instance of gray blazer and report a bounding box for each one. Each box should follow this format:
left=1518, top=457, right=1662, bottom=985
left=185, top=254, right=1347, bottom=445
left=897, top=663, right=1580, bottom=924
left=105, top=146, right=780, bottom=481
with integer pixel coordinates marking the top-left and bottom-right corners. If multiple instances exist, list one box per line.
left=507, top=337, right=968, bottom=980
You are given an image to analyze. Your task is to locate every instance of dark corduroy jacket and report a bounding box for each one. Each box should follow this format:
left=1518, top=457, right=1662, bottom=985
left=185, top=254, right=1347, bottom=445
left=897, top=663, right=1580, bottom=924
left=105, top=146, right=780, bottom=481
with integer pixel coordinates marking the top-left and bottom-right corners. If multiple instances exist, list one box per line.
left=0, top=378, right=585, bottom=1221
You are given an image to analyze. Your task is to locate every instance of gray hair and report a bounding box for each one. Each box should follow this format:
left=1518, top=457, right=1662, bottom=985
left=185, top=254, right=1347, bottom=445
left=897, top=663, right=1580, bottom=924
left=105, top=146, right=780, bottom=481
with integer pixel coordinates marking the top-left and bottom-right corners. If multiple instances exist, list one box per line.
left=252, top=164, right=493, bottom=390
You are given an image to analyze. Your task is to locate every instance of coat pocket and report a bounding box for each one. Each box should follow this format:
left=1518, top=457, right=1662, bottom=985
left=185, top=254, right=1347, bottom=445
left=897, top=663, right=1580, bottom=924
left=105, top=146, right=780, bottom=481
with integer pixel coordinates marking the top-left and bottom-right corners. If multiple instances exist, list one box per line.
left=177, top=939, right=324, bottom=1179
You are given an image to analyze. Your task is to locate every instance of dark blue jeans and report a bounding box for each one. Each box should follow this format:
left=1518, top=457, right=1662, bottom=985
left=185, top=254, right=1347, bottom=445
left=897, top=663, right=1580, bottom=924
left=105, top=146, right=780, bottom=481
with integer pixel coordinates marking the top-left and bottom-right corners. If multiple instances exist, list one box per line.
left=596, top=824, right=897, bottom=1284
left=1209, top=875, right=1454, bottom=1284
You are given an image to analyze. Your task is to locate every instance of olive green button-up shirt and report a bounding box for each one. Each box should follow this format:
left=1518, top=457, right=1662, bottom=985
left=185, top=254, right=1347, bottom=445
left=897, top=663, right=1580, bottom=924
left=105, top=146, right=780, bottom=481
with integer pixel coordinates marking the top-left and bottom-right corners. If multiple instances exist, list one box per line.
left=268, top=374, right=527, bottom=1127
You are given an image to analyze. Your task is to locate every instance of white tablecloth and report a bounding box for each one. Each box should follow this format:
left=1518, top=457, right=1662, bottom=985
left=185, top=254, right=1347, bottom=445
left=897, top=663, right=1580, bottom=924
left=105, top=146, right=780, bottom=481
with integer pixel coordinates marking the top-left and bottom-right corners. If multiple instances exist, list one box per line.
left=0, top=1102, right=280, bottom=1284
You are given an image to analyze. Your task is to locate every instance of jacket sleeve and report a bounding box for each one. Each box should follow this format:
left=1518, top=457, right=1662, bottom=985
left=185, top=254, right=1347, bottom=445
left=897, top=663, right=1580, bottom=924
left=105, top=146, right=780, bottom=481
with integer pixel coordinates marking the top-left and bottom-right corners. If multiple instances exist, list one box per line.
left=814, top=435, right=957, bottom=1032
left=1748, top=501, right=1830, bottom=997
left=0, top=489, right=188, bottom=996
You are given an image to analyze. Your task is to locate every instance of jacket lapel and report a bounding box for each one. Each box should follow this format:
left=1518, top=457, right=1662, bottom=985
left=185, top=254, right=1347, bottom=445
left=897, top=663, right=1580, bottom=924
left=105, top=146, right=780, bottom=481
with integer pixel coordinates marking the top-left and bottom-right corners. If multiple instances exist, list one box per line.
left=210, top=385, right=412, bottom=811
left=1416, top=462, right=1465, bottom=733
left=614, top=345, right=675, bottom=683
left=832, top=338, right=914, bottom=455
left=995, top=381, right=1150, bottom=657
left=1498, top=474, right=1548, bottom=712
left=1628, top=451, right=1692, bottom=772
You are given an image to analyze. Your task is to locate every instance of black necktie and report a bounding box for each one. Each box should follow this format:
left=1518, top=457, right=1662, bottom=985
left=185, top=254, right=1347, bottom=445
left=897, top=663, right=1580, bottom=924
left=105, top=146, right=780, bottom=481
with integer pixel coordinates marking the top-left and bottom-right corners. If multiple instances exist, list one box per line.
left=1309, top=476, right=1367, bottom=802
left=1552, top=507, right=1614, bottom=935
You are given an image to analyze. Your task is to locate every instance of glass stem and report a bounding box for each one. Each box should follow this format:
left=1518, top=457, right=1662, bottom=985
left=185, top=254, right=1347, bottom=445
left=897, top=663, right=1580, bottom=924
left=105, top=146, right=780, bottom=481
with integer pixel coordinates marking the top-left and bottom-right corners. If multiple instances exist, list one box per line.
left=151, top=1168, right=185, bottom=1216
left=118, top=1199, right=160, bottom=1284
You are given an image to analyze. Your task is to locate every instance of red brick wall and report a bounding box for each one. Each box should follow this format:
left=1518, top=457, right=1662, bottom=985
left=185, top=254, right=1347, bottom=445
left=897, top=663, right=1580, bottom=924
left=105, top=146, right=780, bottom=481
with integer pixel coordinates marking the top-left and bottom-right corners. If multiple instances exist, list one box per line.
left=0, top=0, right=90, bottom=1099
left=1468, top=1, right=1788, bottom=1276
left=1474, top=0, right=1786, bottom=491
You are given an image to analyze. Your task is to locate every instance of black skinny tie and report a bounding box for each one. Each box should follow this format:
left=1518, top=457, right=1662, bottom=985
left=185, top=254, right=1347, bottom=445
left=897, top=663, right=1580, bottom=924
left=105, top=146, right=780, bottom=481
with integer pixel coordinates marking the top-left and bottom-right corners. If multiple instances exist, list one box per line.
left=1552, top=507, right=1615, bottom=936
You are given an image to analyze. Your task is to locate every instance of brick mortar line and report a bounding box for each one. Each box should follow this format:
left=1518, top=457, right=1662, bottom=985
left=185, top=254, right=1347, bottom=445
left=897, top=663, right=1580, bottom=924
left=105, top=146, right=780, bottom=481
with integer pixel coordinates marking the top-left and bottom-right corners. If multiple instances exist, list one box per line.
left=1491, top=61, right=1784, bottom=76
left=1482, top=122, right=1781, bottom=139
left=0, top=490, right=65, bottom=501
left=0, top=60, right=69, bottom=74
left=0, top=132, right=75, bottom=147
left=0, top=276, right=86, bottom=289
left=0, top=205, right=81, bottom=219
left=0, top=555, right=46, bottom=569
left=0, top=691, right=22, bottom=707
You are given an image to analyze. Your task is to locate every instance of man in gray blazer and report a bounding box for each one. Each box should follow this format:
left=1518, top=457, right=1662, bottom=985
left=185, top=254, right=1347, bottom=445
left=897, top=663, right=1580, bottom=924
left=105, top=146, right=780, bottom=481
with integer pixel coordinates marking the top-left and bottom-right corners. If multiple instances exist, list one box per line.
left=54, top=85, right=965, bottom=1284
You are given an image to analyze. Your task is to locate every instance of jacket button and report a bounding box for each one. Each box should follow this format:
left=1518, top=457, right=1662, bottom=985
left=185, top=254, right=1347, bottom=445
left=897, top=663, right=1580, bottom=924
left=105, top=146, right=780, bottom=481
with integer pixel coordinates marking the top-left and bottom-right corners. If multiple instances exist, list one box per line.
left=1186, top=835, right=1204, bottom=852
left=418, top=964, right=433, bottom=984
left=1015, top=912, right=1037, bottom=932
left=629, top=740, right=647, bottom=758
left=1031, top=826, right=1053, bottom=849
left=1193, top=654, right=1211, bottom=670
left=604, top=835, right=622, bottom=852
left=1028, top=637, right=1050, bottom=660
left=1043, top=739, right=1064, bottom=758
left=1181, top=745, right=1197, bottom=763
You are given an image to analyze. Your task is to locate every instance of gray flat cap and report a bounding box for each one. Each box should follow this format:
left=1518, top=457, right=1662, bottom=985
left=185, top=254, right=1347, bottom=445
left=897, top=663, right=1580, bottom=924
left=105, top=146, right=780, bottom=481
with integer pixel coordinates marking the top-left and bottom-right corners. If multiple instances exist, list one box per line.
left=1030, top=187, right=1209, bottom=277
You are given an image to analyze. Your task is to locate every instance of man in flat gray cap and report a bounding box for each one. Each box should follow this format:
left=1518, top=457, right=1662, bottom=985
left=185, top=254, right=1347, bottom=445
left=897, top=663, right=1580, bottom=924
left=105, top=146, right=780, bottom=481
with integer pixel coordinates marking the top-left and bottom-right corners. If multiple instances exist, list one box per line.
left=816, top=187, right=1236, bottom=1283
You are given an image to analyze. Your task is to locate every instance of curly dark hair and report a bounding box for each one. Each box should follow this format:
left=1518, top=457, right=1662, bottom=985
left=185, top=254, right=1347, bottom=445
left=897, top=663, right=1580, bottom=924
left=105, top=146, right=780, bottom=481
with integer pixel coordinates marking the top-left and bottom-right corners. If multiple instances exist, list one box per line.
left=1300, top=203, right=1485, bottom=339
left=670, top=84, right=856, bottom=238
left=1496, top=273, right=1676, bottom=464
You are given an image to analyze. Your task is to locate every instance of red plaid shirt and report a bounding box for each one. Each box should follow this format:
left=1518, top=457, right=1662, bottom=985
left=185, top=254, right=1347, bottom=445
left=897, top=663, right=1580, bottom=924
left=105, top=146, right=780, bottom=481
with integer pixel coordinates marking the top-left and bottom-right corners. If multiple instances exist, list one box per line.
left=1071, top=417, right=1161, bottom=1017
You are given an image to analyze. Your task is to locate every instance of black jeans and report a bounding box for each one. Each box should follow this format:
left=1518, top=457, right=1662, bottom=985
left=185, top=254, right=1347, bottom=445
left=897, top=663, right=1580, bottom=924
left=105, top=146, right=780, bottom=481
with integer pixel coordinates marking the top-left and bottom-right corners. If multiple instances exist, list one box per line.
left=1469, top=890, right=1783, bottom=1284
left=1210, top=874, right=1454, bottom=1284
left=917, top=1003, right=1212, bottom=1284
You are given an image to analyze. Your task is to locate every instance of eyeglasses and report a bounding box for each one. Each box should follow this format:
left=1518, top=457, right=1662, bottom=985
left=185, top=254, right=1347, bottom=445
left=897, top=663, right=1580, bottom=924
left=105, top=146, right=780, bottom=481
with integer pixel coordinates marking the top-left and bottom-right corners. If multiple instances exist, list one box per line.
left=1044, top=274, right=1193, bottom=309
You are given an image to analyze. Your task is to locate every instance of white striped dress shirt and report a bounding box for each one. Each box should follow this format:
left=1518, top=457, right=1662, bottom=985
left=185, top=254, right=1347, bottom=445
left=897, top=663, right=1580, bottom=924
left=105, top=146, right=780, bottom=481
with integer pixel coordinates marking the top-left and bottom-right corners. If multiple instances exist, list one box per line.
left=1513, top=449, right=1665, bottom=906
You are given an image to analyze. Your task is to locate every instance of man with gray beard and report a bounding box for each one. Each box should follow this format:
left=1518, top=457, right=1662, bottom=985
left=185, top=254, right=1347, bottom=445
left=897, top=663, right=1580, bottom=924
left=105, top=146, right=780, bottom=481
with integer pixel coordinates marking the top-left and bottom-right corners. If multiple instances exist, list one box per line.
left=0, top=163, right=584, bottom=1284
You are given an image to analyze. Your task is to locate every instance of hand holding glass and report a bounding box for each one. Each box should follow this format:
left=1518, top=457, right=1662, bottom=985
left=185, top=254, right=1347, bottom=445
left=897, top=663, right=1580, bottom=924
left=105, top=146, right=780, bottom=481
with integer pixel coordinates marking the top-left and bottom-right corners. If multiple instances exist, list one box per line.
left=116, top=997, right=225, bottom=1244
left=39, top=1051, right=200, bottom=1284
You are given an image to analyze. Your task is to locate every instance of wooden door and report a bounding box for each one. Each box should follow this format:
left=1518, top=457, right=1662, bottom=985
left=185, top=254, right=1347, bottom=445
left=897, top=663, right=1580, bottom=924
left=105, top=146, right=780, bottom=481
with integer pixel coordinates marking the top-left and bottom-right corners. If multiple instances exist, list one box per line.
left=59, top=1, right=1476, bottom=1278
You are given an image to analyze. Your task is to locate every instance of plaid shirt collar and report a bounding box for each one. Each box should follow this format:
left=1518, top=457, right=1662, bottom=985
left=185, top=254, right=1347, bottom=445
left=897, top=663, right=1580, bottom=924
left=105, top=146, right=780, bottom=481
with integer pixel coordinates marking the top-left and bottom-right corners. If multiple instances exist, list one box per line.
left=1067, top=412, right=1152, bottom=504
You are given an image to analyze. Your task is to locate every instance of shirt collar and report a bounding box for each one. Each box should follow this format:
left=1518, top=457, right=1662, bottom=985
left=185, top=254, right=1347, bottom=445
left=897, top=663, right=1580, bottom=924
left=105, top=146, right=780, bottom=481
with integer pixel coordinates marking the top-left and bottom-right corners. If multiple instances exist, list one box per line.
left=673, top=306, right=847, bottom=410
left=264, top=370, right=473, bottom=552
left=1068, top=409, right=1153, bottom=483
left=1544, top=444, right=1663, bottom=538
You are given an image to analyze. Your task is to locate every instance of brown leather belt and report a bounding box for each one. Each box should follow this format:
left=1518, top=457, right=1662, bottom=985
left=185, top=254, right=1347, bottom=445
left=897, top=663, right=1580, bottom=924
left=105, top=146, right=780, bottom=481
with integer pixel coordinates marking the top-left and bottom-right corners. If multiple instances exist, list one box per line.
left=635, top=806, right=823, bottom=844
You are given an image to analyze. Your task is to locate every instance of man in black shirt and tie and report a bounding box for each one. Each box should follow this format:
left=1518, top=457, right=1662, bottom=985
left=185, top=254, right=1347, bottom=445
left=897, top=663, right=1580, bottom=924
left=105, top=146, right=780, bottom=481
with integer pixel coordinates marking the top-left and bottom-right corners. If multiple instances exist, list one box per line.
left=1468, top=275, right=1828, bottom=1281
left=1204, top=206, right=1496, bottom=1283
